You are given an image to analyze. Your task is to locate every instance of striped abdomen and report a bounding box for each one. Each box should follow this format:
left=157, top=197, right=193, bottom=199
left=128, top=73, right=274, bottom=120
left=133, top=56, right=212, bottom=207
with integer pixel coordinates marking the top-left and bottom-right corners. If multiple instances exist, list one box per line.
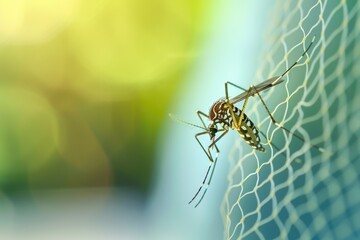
left=209, top=100, right=265, bottom=152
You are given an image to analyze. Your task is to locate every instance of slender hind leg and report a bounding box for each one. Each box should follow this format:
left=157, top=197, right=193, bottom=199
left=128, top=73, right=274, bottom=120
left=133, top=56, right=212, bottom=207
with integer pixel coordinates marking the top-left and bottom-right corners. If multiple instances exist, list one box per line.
left=190, top=128, right=228, bottom=206
left=224, top=81, right=253, bottom=129
left=197, top=111, right=209, bottom=128
left=252, top=85, right=329, bottom=154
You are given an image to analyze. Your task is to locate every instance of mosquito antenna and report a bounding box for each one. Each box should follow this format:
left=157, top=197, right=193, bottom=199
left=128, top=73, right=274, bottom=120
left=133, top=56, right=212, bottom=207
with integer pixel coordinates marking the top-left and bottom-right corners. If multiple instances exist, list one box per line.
left=169, top=113, right=207, bottom=130
left=272, top=35, right=316, bottom=85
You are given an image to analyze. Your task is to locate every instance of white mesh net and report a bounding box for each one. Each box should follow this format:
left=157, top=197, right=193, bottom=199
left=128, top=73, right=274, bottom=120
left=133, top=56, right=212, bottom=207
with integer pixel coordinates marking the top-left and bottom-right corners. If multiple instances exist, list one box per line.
left=222, top=0, right=360, bottom=239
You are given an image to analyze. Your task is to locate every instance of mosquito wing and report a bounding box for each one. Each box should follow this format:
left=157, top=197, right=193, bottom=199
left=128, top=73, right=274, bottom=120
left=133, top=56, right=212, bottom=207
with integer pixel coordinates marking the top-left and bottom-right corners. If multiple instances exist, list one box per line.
left=229, top=76, right=284, bottom=104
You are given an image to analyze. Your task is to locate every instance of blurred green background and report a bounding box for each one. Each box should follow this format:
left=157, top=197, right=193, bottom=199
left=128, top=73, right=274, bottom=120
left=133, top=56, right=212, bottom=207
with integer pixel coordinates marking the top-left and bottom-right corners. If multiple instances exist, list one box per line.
left=0, top=0, right=208, bottom=196
left=0, top=1, right=270, bottom=239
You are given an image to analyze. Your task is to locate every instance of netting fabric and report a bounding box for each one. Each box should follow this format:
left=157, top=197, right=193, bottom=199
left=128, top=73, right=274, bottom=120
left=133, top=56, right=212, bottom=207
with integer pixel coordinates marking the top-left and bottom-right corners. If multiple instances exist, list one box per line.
left=222, top=0, right=360, bottom=239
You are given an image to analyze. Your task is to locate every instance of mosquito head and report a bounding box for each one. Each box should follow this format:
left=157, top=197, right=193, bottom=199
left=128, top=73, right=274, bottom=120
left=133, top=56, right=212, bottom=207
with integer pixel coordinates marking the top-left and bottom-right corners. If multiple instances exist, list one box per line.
left=208, top=123, right=218, bottom=141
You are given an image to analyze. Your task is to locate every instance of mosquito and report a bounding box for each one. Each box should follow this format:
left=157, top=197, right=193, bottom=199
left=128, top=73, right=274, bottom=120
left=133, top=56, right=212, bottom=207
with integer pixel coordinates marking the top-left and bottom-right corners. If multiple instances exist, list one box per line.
left=171, top=36, right=324, bottom=208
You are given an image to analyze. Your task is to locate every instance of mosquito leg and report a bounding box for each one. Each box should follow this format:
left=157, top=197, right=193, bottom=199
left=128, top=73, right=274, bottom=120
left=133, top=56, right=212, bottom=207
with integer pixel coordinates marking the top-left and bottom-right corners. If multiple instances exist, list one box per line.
left=237, top=86, right=254, bottom=128
left=192, top=130, right=226, bottom=207
left=190, top=132, right=215, bottom=204
left=190, top=128, right=227, bottom=206
left=272, top=35, right=315, bottom=85
left=194, top=154, right=219, bottom=207
left=225, top=81, right=248, bottom=99
left=259, top=130, right=287, bottom=157
left=195, top=131, right=214, bottom=162
left=228, top=36, right=315, bottom=106
left=188, top=162, right=213, bottom=204
left=205, top=128, right=228, bottom=164
left=208, top=128, right=229, bottom=150
left=195, top=127, right=227, bottom=162
left=197, top=111, right=210, bottom=128
left=193, top=129, right=227, bottom=207
left=252, top=85, right=329, bottom=154
left=259, top=130, right=308, bottom=165
left=224, top=82, right=239, bottom=129
left=224, top=82, right=253, bottom=129
left=189, top=129, right=220, bottom=206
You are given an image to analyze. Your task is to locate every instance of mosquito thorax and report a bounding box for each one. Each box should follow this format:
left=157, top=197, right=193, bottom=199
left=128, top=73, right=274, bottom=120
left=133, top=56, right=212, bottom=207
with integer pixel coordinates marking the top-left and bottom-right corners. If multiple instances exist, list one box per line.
left=208, top=99, right=228, bottom=121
